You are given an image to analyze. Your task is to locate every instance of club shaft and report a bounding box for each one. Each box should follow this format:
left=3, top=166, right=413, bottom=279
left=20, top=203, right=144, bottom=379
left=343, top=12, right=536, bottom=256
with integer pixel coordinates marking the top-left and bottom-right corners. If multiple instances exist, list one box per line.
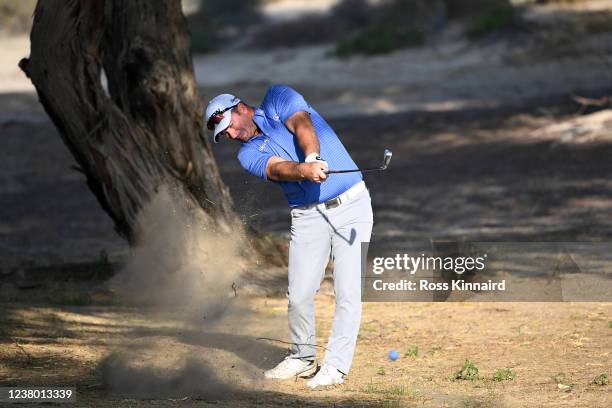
left=326, top=167, right=384, bottom=174
left=326, top=148, right=392, bottom=174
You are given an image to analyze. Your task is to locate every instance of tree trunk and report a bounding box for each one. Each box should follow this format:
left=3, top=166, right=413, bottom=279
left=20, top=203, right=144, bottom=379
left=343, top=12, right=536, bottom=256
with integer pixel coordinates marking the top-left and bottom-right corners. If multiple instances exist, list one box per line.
left=19, top=0, right=236, bottom=243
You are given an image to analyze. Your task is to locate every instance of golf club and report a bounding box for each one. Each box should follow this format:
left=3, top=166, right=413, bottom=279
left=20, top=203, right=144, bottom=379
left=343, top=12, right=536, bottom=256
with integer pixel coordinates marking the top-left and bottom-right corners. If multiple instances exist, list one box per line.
left=326, top=149, right=393, bottom=174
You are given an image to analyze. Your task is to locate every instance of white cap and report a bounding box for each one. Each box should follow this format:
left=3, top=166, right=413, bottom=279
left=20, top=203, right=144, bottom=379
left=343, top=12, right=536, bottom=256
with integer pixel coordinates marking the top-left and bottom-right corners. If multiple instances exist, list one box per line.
left=205, top=94, right=241, bottom=143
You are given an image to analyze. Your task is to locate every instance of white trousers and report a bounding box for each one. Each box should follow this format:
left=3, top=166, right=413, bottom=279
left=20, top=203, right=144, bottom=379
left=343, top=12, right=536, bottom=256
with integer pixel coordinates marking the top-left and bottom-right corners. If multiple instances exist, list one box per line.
left=287, top=186, right=373, bottom=374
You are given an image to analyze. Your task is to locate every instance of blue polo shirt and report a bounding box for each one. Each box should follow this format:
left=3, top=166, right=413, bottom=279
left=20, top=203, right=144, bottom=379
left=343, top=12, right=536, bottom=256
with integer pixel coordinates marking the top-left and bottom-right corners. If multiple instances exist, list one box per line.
left=237, top=85, right=362, bottom=208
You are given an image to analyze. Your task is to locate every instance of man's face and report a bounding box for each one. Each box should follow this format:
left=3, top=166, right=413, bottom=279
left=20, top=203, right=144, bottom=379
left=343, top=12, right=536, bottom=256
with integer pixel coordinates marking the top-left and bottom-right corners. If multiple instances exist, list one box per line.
left=221, top=103, right=257, bottom=143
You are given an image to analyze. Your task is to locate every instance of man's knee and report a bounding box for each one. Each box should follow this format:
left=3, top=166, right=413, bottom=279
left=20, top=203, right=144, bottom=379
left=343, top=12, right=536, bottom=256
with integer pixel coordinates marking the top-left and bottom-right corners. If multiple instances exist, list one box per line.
left=334, top=286, right=362, bottom=304
left=287, top=289, right=316, bottom=311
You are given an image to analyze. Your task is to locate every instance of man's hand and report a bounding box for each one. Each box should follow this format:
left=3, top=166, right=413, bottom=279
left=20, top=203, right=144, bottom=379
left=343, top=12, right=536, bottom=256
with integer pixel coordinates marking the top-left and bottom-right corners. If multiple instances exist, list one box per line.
left=305, top=153, right=329, bottom=173
left=266, top=156, right=328, bottom=183
left=298, top=162, right=328, bottom=183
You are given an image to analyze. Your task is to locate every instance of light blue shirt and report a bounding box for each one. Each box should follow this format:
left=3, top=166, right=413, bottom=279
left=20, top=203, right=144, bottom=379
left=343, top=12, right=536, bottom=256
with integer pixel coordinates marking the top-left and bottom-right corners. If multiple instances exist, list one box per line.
left=238, top=85, right=362, bottom=208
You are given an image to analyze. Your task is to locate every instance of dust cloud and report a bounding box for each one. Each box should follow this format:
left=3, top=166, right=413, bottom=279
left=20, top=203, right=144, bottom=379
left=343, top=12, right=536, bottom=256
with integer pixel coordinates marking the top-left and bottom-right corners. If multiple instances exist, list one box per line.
left=110, top=185, right=248, bottom=320
left=99, top=186, right=271, bottom=399
left=99, top=352, right=243, bottom=400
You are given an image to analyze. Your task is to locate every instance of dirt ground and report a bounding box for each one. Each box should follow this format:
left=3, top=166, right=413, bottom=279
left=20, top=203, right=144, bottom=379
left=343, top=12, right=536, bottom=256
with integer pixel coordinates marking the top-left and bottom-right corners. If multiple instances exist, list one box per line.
left=1, top=1, right=612, bottom=406
left=0, top=294, right=610, bottom=407
left=1, top=95, right=611, bottom=406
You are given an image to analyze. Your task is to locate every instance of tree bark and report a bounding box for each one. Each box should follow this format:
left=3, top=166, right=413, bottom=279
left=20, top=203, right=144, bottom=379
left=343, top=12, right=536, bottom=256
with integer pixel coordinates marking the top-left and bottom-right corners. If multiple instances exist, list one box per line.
left=19, top=0, right=236, bottom=243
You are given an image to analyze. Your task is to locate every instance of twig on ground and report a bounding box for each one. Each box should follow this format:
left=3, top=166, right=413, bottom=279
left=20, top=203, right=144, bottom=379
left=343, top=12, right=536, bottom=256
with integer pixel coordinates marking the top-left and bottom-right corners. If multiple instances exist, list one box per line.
left=573, top=95, right=610, bottom=106
left=11, top=337, right=33, bottom=361
left=167, top=396, right=190, bottom=402
left=256, top=337, right=329, bottom=351
left=573, top=95, right=611, bottom=114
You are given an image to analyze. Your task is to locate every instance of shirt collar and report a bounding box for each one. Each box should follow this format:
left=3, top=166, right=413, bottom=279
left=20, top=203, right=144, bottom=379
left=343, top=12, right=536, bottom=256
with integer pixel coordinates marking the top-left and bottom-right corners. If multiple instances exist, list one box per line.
left=252, top=108, right=267, bottom=136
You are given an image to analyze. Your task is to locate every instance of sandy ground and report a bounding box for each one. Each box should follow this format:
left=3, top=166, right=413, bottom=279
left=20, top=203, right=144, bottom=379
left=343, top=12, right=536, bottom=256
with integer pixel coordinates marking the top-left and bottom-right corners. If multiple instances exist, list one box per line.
left=2, top=89, right=611, bottom=406
left=4, top=3, right=612, bottom=117
left=195, top=37, right=612, bottom=118
left=1, top=1, right=611, bottom=406
left=0, top=294, right=610, bottom=407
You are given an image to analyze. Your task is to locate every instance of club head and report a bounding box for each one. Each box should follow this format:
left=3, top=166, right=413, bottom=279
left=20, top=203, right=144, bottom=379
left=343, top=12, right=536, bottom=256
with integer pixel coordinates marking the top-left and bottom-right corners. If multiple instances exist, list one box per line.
left=381, top=149, right=393, bottom=170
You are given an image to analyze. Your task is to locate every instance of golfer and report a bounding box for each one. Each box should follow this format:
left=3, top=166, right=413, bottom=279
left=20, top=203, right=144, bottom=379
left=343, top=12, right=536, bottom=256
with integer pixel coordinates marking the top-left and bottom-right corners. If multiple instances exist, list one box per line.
left=205, top=85, right=373, bottom=389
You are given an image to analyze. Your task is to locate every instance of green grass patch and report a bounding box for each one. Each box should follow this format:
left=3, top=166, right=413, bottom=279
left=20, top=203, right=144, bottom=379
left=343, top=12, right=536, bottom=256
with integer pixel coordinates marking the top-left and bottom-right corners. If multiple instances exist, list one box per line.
left=466, top=3, right=518, bottom=39
left=492, top=368, right=516, bottom=381
left=405, top=345, right=419, bottom=358
left=336, top=25, right=424, bottom=57
left=593, top=373, right=608, bottom=386
left=377, top=366, right=387, bottom=376
left=455, top=360, right=479, bottom=380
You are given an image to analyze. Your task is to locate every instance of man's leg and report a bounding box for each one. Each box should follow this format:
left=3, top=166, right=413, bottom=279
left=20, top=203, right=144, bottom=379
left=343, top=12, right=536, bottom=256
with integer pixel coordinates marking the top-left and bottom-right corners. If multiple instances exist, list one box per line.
left=287, top=208, right=332, bottom=359
left=323, top=190, right=373, bottom=374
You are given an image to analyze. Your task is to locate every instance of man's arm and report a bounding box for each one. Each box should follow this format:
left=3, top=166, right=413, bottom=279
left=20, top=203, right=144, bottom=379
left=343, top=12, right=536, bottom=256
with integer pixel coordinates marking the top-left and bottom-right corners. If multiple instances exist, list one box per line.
left=267, top=109, right=328, bottom=183
left=285, top=111, right=320, bottom=158
left=266, top=156, right=327, bottom=183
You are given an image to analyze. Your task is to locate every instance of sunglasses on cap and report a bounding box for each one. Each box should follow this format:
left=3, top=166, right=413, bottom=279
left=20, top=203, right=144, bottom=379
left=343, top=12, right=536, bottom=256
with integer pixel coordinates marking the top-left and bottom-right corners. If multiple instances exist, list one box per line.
left=206, top=104, right=238, bottom=131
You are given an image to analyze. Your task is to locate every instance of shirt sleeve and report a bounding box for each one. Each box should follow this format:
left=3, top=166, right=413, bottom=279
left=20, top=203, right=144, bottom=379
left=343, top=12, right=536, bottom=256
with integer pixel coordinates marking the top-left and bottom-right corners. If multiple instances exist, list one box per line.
left=271, top=85, right=311, bottom=123
left=238, top=144, right=273, bottom=181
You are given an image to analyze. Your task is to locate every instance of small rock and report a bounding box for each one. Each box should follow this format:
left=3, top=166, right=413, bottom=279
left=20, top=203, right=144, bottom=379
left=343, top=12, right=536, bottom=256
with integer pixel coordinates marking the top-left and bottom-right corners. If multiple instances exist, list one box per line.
left=557, top=383, right=571, bottom=392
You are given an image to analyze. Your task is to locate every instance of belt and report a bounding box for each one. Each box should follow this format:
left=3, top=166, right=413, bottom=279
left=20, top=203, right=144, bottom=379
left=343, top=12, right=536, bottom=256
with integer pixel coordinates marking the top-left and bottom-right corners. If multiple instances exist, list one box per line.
left=296, top=181, right=367, bottom=211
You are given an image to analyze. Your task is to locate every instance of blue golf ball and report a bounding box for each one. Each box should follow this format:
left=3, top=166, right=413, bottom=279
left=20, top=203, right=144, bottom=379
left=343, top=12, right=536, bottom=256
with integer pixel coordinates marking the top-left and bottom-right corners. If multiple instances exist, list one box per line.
left=388, top=350, right=400, bottom=361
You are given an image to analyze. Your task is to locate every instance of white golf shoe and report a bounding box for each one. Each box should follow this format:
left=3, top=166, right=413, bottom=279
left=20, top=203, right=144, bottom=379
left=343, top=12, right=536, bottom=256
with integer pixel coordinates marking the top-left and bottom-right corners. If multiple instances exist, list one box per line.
left=264, top=356, right=317, bottom=380
left=306, top=363, right=344, bottom=389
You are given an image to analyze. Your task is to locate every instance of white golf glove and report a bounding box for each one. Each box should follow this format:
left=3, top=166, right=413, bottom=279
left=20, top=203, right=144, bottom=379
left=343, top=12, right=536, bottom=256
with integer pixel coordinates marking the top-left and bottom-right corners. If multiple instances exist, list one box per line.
left=305, top=152, right=328, bottom=172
